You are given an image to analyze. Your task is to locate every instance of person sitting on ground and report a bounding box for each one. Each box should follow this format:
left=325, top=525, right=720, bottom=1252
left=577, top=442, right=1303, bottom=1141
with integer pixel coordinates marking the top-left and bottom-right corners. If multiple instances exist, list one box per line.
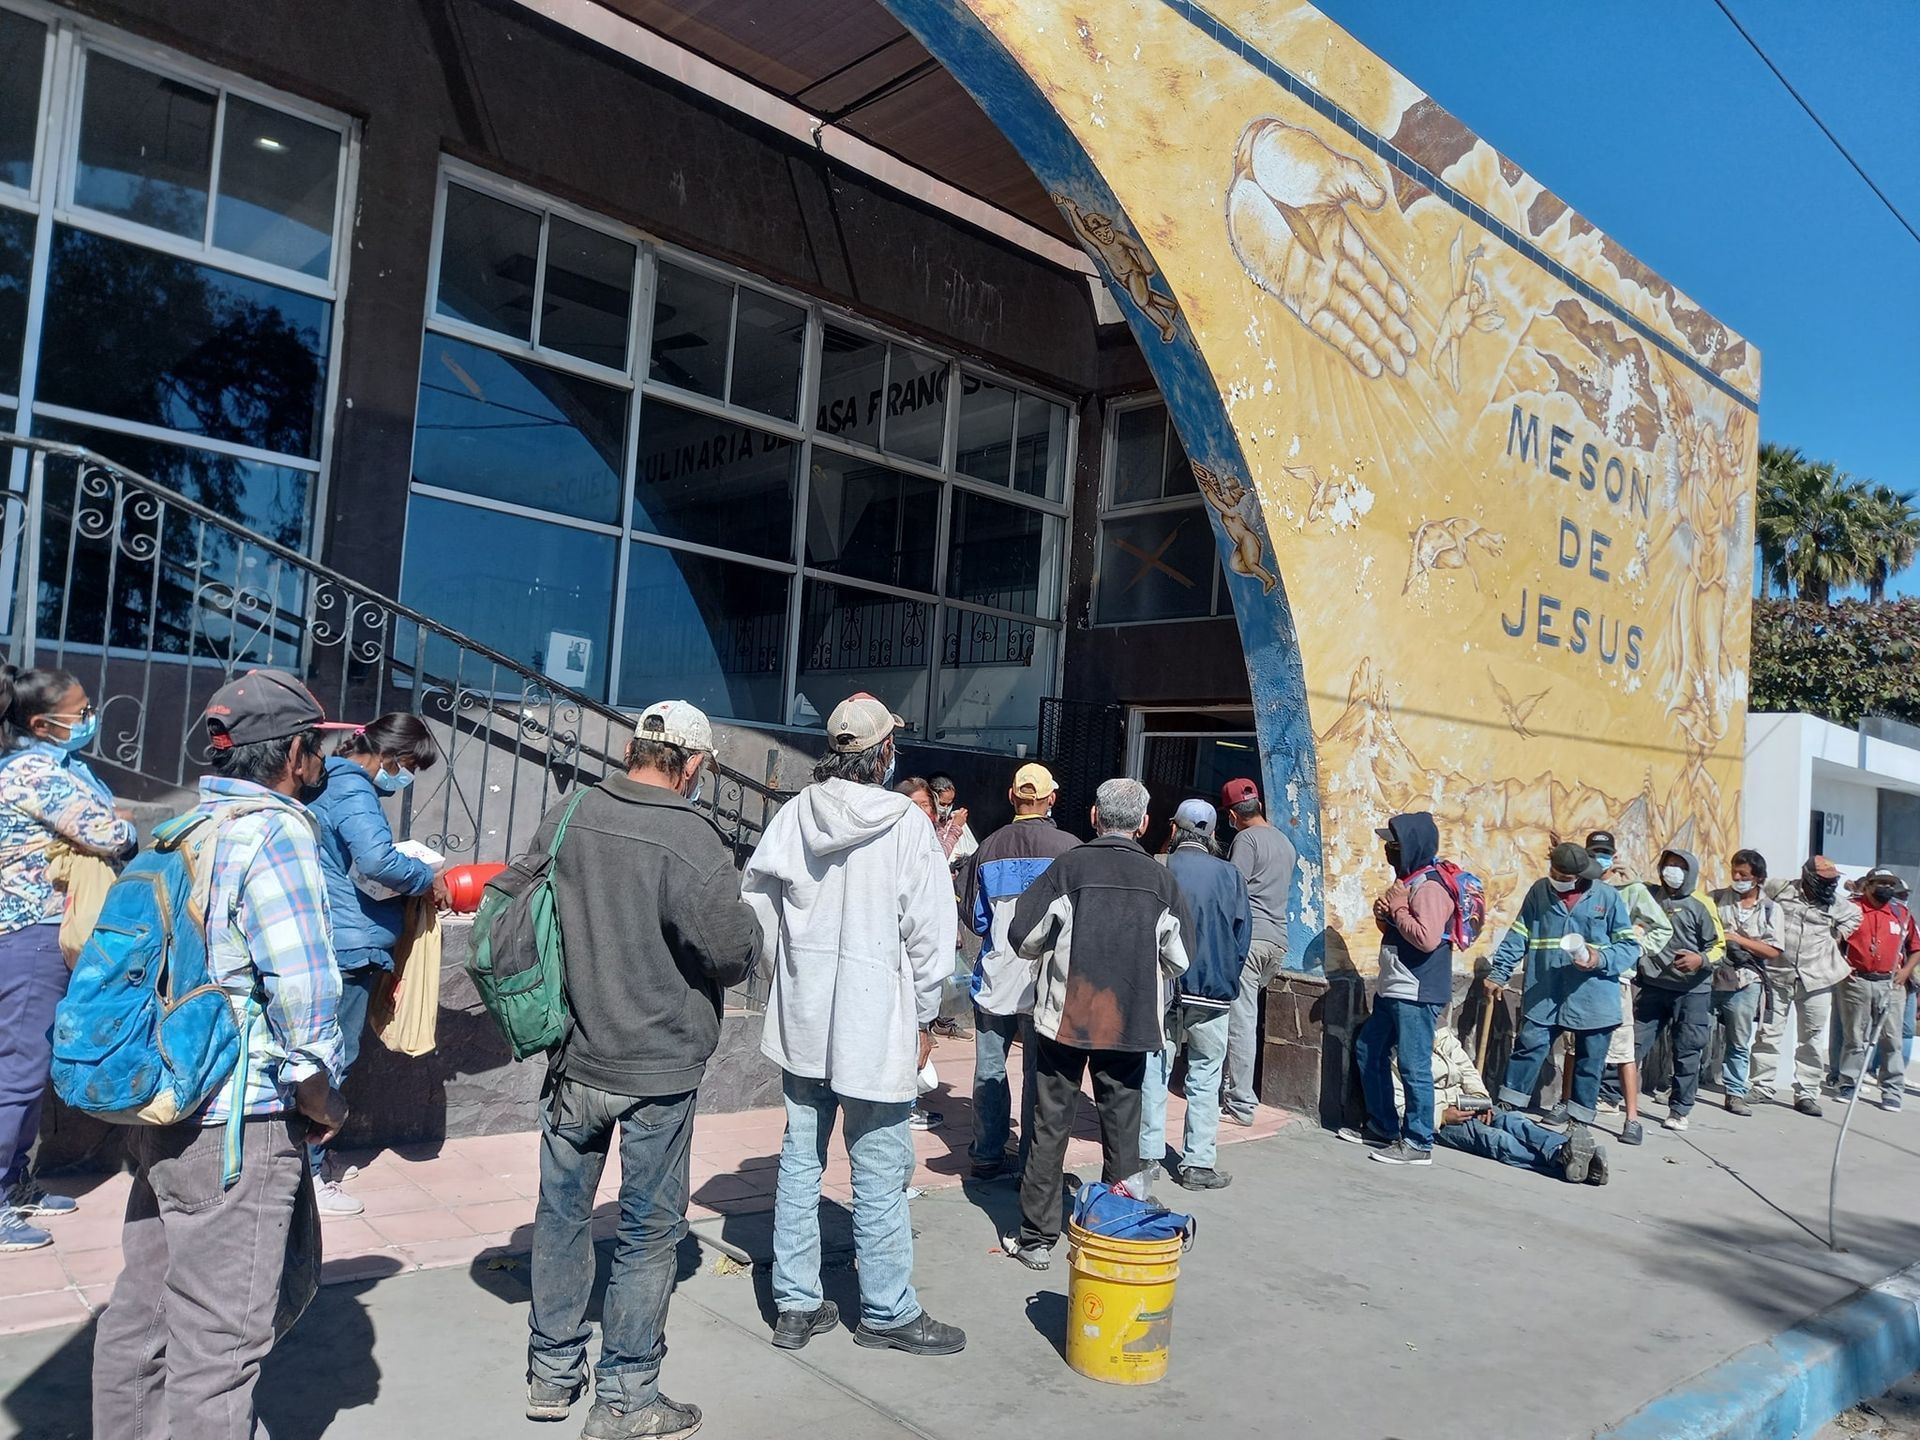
left=1142, top=799, right=1250, bottom=1191
left=1836, top=866, right=1920, bottom=1110
left=1635, top=847, right=1726, bottom=1133
left=1754, top=857, right=1857, bottom=1117
left=1411, top=1023, right=1609, bottom=1185
left=1710, top=849, right=1782, bottom=1119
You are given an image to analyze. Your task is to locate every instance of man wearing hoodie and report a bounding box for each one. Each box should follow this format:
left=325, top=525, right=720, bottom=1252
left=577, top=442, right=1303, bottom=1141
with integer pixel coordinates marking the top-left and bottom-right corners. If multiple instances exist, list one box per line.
left=1141, top=799, right=1250, bottom=1191
left=1633, top=847, right=1726, bottom=1132
left=961, top=762, right=1079, bottom=1181
left=1004, top=778, right=1190, bottom=1270
left=1836, top=866, right=1920, bottom=1109
left=1486, top=842, right=1640, bottom=1138
left=1753, top=856, right=1859, bottom=1116
left=1341, top=813, right=1456, bottom=1166
left=744, top=694, right=964, bottom=1359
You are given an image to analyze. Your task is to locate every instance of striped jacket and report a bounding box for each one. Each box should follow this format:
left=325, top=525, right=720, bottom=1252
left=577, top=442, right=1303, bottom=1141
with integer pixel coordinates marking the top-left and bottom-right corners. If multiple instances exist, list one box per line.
left=1488, top=878, right=1641, bottom=1031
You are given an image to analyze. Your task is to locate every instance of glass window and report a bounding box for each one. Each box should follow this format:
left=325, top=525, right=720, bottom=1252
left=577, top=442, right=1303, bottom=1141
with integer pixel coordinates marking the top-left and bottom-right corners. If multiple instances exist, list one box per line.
left=0, top=11, right=46, bottom=192
left=619, top=543, right=788, bottom=722
left=1110, top=404, right=1167, bottom=506
left=816, top=326, right=883, bottom=450
left=212, top=98, right=340, bottom=279
left=401, top=493, right=616, bottom=698
left=39, top=225, right=331, bottom=458
left=937, top=613, right=1052, bottom=751
left=805, top=450, right=938, bottom=592
left=883, top=343, right=947, bottom=466
left=632, top=398, right=794, bottom=559
left=649, top=262, right=730, bottom=400
left=947, top=489, right=1045, bottom=615
left=1095, top=506, right=1215, bottom=624
left=412, top=335, right=626, bottom=524
left=1013, top=393, right=1068, bottom=499
left=541, top=216, right=634, bottom=370
left=436, top=183, right=538, bottom=342
left=955, top=374, right=1013, bottom=485
left=794, top=578, right=928, bottom=732
left=0, top=206, right=31, bottom=397
left=730, top=289, right=805, bottom=421
left=73, top=53, right=216, bottom=239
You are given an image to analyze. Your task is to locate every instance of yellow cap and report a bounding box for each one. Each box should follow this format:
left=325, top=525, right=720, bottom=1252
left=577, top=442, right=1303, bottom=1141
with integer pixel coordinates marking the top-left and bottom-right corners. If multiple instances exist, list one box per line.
left=1012, top=762, right=1058, bottom=800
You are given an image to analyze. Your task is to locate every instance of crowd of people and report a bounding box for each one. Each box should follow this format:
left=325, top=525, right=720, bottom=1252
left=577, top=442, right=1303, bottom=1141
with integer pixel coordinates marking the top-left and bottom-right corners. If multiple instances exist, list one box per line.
left=1, top=662, right=1916, bottom=1439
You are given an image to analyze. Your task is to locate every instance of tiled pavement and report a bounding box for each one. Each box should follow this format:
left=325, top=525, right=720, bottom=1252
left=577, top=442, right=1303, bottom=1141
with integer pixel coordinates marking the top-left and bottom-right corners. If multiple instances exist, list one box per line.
left=1, top=1035, right=1294, bottom=1337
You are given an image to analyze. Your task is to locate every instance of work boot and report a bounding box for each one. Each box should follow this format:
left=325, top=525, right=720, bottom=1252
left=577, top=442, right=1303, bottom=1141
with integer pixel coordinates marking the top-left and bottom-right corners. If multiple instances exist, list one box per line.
left=1558, top=1121, right=1596, bottom=1184
left=524, top=1377, right=581, bottom=1422
left=1585, top=1147, right=1611, bottom=1187
left=1001, top=1235, right=1053, bottom=1271
left=1795, top=1096, right=1825, bottom=1118
left=1370, top=1141, right=1432, bottom=1166
left=581, top=1395, right=702, bottom=1439
left=1619, top=1120, right=1645, bottom=1146
left=1725, top=1094, right=1753, bottom=1117
left=852, top=1311, right=966, bottom=1356
left=1175, top=1166, right=1231, bottom=1191
left=770, top=1302, right=838, bottom=1351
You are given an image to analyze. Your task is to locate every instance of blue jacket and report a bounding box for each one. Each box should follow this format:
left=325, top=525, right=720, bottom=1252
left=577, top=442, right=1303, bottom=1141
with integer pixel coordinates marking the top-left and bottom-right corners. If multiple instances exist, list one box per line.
left=308, top=756, right=435, bottom=970
left=1166, top=841, right=1252, bottom=1010
left=1488, top=877, right=1640, bottom=1031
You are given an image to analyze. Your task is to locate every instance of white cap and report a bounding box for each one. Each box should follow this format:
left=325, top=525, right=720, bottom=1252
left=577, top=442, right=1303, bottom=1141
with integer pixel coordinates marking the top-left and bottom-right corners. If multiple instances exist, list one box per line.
left=827, top=692, right=904, bottom=753
left=634, top=700, right=714, bottom=754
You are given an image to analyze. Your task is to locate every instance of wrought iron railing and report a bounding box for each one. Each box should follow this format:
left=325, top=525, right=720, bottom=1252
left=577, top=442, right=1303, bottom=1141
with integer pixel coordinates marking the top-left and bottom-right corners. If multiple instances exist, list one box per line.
left=1, top=436, right=793, bottom=989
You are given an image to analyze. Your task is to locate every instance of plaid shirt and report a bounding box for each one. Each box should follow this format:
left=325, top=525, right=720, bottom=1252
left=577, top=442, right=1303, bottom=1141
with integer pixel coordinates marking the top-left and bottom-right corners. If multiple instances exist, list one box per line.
left=194, top=777, right=344, bottom=1124
left=0, top=742, right=137, bottom=934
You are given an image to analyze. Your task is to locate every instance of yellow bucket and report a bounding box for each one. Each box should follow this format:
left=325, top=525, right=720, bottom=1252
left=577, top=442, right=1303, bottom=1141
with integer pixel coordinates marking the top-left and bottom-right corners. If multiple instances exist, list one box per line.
left=1064, top=1220, right=1183, bottom=1385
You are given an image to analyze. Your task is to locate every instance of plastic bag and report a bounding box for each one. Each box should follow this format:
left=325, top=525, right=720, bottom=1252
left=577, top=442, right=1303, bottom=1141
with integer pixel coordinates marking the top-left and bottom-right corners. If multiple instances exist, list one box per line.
left=1071, top=1180, right=1196, bottom=1246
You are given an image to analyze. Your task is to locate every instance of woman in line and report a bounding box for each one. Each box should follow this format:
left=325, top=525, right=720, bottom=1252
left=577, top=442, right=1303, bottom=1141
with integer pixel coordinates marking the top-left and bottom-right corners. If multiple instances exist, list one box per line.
left=306, top=712, right=447, bottom=1216
left=0, top=665, right=137, bottom=1253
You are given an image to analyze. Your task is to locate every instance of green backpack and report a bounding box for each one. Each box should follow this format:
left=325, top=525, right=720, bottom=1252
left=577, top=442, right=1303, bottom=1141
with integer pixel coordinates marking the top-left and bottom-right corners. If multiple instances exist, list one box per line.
left=467, top=788, right=590, bottom=1061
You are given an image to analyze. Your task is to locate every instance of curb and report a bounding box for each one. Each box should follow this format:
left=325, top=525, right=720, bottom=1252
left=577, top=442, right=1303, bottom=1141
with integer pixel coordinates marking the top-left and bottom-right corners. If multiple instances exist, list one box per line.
left=1597, top=1260, right=1920, bottom=1440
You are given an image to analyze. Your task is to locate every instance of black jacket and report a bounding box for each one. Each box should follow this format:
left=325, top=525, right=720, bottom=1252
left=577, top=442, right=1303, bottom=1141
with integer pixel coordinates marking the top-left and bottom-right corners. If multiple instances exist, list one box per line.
left=531, top=774, right=762, bottom=1096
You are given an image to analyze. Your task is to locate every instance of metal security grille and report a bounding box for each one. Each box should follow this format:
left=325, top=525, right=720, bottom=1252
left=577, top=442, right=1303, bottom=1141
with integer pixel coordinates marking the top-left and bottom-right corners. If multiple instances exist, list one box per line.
left=1036, top=696, right=1126, bottom=836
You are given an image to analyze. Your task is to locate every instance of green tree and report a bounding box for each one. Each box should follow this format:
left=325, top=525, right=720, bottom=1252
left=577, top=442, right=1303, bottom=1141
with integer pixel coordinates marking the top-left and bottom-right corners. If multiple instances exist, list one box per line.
left=1861, top=483, right=1920, bottom=604
left=1756, top=442, right=1917, bottom=604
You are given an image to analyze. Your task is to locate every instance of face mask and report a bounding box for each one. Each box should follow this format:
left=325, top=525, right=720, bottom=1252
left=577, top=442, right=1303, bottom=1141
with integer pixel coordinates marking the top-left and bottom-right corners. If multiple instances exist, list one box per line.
left=1590, top=854, right=1614, bottom=874
left=1731, top=878, right=1755, bottom=896
left=1549, top=876, right=1578, bottom=894
left=1872, top=885, right=1897, bottom=905
left=686, top=769, right=706, bottom=807
left=373, top=766, right=414, bottom=796
left=1803, top=866, right=1837, bottom=904
left=881, top=755, right=897, bottom=788
left=1383, top=844, right=1402, bottom=871
left=48, top=713, right=98, bottom=753
left=1660, top=865, right=1687, bottom=890
left=935, top=801, right=953, bottom=819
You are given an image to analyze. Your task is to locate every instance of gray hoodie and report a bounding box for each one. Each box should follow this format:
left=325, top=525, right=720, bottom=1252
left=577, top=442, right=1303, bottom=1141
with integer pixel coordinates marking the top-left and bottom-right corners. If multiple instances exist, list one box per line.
left=744, top=778, right=957, bottom=1103
left=1638, top=848, right=1726, bottom=991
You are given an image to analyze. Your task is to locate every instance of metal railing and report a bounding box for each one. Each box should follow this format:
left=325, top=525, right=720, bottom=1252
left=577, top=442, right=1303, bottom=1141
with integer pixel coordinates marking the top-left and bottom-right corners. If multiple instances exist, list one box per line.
left=1, top=435, right=793, bottom=938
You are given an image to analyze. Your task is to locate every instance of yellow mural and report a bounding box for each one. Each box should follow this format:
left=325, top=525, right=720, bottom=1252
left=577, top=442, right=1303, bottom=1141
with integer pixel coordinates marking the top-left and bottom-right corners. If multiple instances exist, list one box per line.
left=918, top=0, right=1759, bottom=970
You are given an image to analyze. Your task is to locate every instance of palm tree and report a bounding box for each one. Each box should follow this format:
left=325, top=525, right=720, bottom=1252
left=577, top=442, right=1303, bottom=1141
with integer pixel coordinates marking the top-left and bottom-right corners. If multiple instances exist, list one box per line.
left=1754, top=442, right=1804, bottom=600
left=1860, top=483, right=1920, bottom=602
left=1758, top=453, right=1873, bottom=603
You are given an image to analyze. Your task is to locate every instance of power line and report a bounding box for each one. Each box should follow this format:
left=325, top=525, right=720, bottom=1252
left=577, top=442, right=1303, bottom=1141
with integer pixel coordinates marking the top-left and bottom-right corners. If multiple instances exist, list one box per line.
left=1710, top=0, right=1920, bottom=248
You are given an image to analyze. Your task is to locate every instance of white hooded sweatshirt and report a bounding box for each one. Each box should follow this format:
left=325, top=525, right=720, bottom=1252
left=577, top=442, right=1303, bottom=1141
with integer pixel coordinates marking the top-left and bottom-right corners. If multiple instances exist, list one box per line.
left=746, top=778, right=957, bottom=1103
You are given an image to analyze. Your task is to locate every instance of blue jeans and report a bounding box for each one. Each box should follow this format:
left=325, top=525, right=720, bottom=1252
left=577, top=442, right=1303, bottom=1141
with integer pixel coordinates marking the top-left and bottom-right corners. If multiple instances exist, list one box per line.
left=1356, top=996, right=1441, bottom=1150
left=1500, top=1020, right=1610, bottom=1122
left=773, top=1073, right=919, bottom=1330
left=0, top=925, right=67, bottom=1190
left=971, top=1007, right=1035, bottom=1170
left=1141, top=1008, right=1231, bottom=1170
left=528, top=1077, right=696, bottom=1412
left=1436, top=1110, right=1568, bottom=1176
left=1711, top=986, right=1761, bottom=1096
left=308, top=967, right=380, bottom=1175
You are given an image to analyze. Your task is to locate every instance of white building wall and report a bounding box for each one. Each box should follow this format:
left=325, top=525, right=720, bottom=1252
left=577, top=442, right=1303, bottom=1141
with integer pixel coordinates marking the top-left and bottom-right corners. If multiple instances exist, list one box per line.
left=1743, top=713, right=1920, bottom=882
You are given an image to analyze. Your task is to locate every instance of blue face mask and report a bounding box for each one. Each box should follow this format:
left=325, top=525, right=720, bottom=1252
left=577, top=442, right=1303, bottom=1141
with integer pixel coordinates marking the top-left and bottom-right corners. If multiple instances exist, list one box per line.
left=50, top=714, right=97, bottom=754
left=373, top=765, right=414, bottom=796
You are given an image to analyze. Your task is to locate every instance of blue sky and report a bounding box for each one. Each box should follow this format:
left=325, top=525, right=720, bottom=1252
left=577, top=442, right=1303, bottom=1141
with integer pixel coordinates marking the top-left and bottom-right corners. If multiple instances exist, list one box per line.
left=1310, top=0, right=1920, bottom=596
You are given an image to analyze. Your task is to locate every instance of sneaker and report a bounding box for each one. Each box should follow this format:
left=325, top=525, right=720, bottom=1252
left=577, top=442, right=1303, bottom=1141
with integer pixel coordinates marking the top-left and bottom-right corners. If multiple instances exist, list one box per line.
left=927, top=1016, right=971, bottom=1040
left=1223, top=1109, right=1257, bottom=1128
left=1725, top=1094, right=1753, bottom=1117
left=582, top=1395, right=702, bottom=1439
left=1585, top=1146, right=1611, bottom=1187
left=1541, top=1102, right=1571, bottom=1129
left=771, top=1301, right=838, bottom=1350
left=969, top=1155, right=1014, bottom=1181
left=525, top=1377, right=582, bottom=1422
left=1001, top=1235, right=1053, bottom=1271
left=1558, top=1122, right=1596, bottom=1184
left=1595, top=1098, right=1624, bottom=1117
left=1795, top=1096, right=1825, bottom=1118
left=1371, top=1140, right=1433, bottom=1167
left=1335, top=1124, right=1393, bottom=1148
left=1620, top=1120, right=1645, bottom=1146
left=1884, top=1093, right=1905, bottom=1113
left=0, top=1208, right=52, bottom=1253
left=1836, top=1083, right=1858, bottom=1103
left=852, top=1311, right=966, bottom=1356
left=314, top=1179, right=364, bottom=1218
left=907, top=1109, right=944, bottom=1132
left=1174, top=1166, right=1232, bottom=1190
left=1662, top=1112, right=1690, bottom=1132
left=5, top=1180, right=77, bottom=1218
left=1062, top=1173, right=1083, bottom=1197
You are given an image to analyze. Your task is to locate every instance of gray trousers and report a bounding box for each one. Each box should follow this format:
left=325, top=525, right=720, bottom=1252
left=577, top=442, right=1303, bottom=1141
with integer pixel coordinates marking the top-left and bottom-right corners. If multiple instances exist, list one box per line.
left=1837, top=973, right=1909, bottom=1092
left=1750, top=969, right=1836, bottom=1100
left=93, top=1115, right=305, bottom=1440
left=1225, top=939, right=1285, bottom=1120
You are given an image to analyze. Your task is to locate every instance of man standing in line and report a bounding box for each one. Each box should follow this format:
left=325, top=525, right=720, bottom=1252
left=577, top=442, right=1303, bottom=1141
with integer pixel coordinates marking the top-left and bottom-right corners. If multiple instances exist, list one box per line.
left=1709, top=850, right=1783, bottom=1118
left=1835, top=866, right=1920, bottom=1109
left=962, top=763, right=1078, bottom=1181
left=1003, top=779, right=1189, bottom=1270
left=1753, top=856, right=1858, bottom=1116
left=745, top=695, right=965, bottom=1358
left=1634, top=847, right=1725, bottom=1133
left=1220, top=778, right=1295, bottom=1126
left=1142, top=799, right=1249, bottom=1190
left=524, top=702, right=763, bottom=1438
left=1582, top=833, right=1672, bottom=1147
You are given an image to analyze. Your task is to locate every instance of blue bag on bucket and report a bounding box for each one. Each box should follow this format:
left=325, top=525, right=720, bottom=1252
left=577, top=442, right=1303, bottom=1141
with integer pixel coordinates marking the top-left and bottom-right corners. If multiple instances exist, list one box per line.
left=1071, top=1182, right=1196, bottom=1246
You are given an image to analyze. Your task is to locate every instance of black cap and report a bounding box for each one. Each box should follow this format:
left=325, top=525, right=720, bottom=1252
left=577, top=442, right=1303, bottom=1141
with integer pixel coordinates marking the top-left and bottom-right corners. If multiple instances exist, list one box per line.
left=201, top=669, right=330, bottom=752
left=1584, top=830, right=1616, bottom=855
left=1549, top=841, right=1592, bottom=878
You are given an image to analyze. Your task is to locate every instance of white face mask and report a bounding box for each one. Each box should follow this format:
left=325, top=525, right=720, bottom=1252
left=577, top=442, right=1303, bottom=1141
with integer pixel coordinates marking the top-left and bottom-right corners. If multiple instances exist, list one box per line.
left=1549, top=876, right=1578, bottom=894
left=1661, top=865, right=1687, bottom=890
left=1731, top=878, right=1755, bottom=896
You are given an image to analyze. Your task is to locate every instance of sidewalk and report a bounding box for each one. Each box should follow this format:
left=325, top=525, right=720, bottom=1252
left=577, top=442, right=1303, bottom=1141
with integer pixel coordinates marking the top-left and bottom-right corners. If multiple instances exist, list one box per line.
left=0, top=1032, right=1293, bottom=1337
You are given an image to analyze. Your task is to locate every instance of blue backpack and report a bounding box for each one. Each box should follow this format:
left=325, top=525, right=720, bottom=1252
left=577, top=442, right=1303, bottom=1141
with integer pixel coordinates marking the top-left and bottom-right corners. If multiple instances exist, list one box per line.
left=51, top=803, right=273, bottom=1141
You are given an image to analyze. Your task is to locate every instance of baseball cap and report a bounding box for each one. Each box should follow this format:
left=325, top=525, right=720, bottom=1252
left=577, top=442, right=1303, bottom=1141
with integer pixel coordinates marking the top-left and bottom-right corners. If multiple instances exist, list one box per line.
left=1548, top=841, right=1592, bottom=878
left=1174, top=798, right=1217, bottom=834
left=826, top=692, right=904, bottom=753
left=1012, top=762, right=1057, bottom=800
left=1860, top=866, right=1903, bottom=886
left=200, top=669, right=331, bottom=752
left=1220, top=778, right=1260, bottom=810
left=1584, top=830, right=1617, bottom=856
left=635, top=699, right=714, bottom=754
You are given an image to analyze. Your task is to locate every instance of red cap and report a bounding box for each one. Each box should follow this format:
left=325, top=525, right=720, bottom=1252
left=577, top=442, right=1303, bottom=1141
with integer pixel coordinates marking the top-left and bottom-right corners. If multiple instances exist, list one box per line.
left=1221, top=778, right=1260, bottom=809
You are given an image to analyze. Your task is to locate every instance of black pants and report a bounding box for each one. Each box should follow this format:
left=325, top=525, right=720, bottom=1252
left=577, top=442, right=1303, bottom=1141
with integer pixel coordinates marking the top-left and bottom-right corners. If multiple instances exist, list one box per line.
left=1017, top=1034, right=1147, bottom=1249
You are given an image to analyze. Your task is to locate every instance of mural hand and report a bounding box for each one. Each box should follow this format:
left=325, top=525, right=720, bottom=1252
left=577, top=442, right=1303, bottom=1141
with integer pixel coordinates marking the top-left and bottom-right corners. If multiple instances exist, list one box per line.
left=1228, top=117, right=1417, bottom=379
